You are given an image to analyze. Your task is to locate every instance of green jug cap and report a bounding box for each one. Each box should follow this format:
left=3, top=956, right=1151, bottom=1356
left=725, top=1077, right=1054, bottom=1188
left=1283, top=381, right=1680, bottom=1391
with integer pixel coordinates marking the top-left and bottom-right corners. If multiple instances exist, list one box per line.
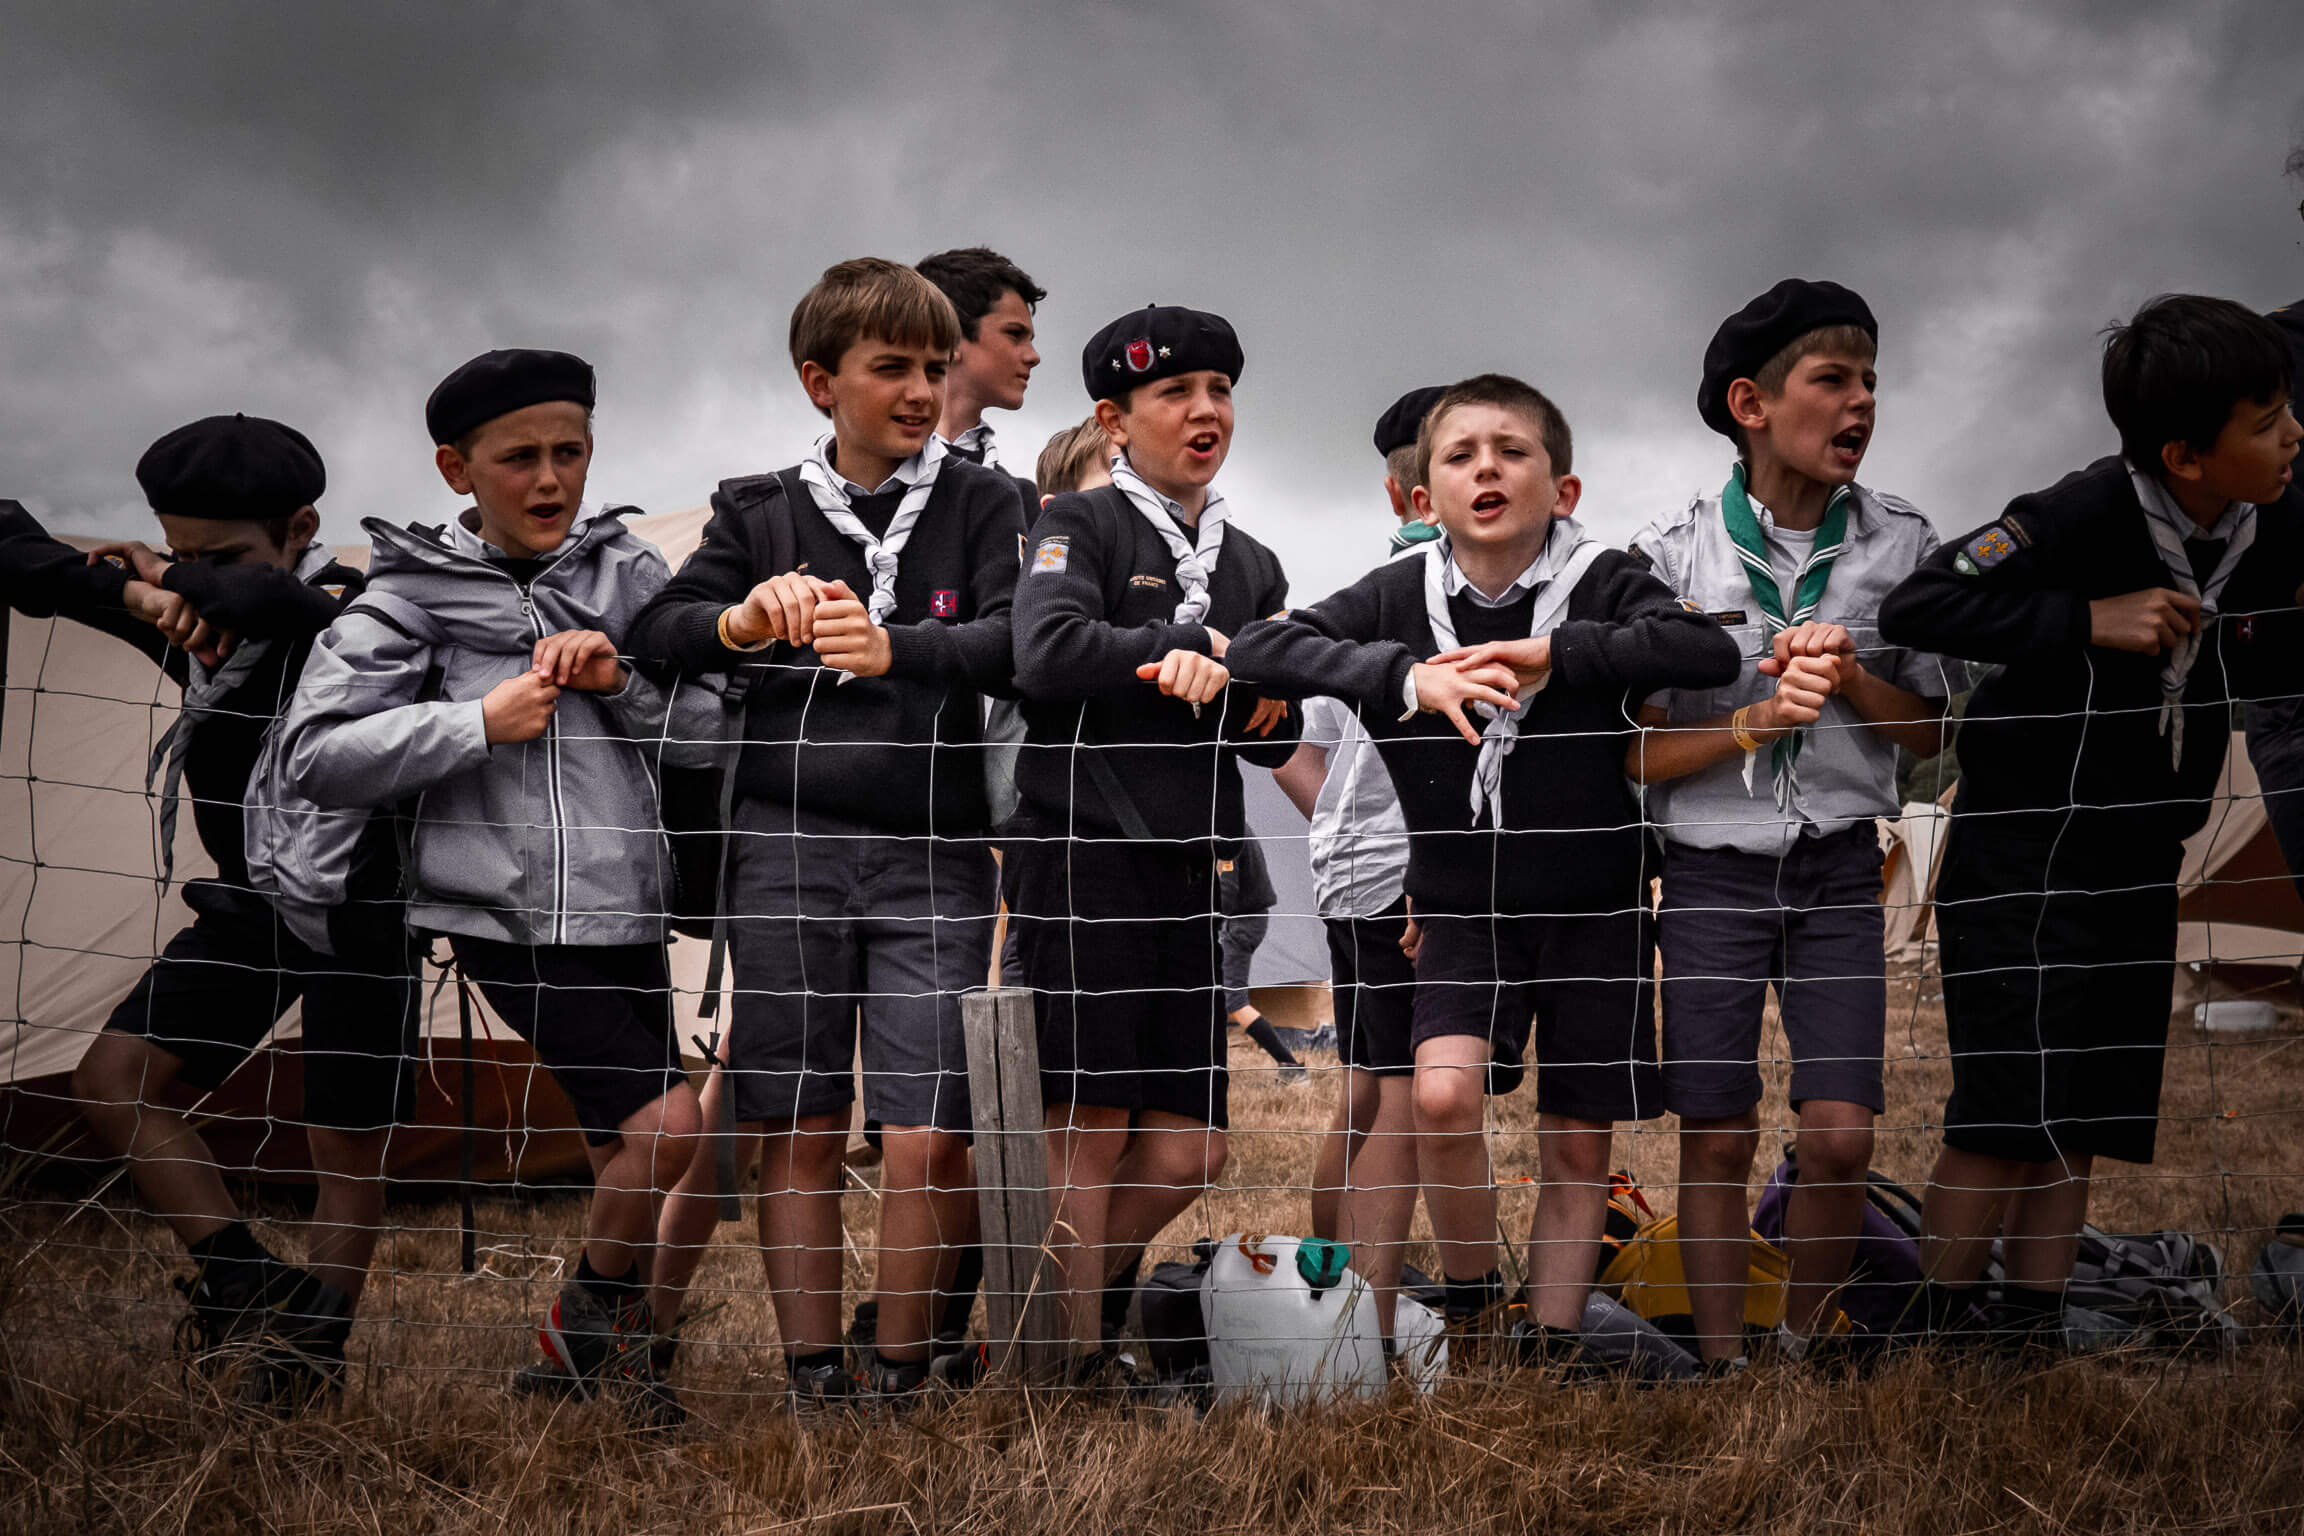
left=1296, top=1237, right=1349, bottom=1291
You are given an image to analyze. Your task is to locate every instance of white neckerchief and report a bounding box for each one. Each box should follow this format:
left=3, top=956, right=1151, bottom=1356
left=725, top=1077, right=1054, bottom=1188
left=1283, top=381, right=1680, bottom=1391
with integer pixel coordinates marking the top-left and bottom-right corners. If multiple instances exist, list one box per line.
left=948, top=422, right=998, bottom=469
left=1421, top=522, right=1605, bottom=827
left=2126, top=461, right=2258, bottom=767
left=147, top=542, right=337, bottom=882
left=1109, top=452, right=1230, bottom=624
left=797, top=432, right=949, bottom=648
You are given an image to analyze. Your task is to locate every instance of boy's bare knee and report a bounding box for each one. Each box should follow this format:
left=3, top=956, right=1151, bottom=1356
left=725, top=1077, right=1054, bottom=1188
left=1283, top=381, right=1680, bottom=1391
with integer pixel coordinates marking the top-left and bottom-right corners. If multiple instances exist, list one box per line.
left=1413, top=1065, right=1483, bottom=1132
left=1680, top=1127, right=1760, bottom=1183
left=1796, top=1124, right=1875, bottom=1185
left=1540, top=1126, right=1613, bottom=1184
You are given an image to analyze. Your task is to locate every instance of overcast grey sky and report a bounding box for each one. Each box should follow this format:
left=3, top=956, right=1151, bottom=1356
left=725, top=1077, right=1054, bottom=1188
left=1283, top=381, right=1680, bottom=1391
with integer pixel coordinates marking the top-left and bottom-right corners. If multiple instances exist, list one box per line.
left=3, top=1, right=2299, bottom=603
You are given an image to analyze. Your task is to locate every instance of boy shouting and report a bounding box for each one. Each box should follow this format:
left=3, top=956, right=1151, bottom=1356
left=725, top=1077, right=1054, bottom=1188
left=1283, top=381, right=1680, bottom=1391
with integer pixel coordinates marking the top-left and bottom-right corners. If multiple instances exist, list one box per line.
left=1230, top=374, right=1738, bottom=1366
left=1629, top=279, right=1949, bottom=1367
left=1007, top=305, right=1298, bottom=1380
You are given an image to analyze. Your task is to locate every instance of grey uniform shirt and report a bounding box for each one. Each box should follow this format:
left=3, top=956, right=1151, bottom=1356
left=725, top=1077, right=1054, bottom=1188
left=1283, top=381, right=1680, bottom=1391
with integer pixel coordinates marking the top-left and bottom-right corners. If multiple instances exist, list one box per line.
left=1632, top=483, right=1953, bottom=855
left=1301, top=694, right=1410, bottom=917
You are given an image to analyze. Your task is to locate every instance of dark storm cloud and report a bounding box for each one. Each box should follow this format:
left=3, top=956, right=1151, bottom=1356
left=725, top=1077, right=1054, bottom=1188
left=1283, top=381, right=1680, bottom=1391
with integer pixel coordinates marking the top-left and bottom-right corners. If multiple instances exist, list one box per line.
left=2, top=1, right=2299, bottom=602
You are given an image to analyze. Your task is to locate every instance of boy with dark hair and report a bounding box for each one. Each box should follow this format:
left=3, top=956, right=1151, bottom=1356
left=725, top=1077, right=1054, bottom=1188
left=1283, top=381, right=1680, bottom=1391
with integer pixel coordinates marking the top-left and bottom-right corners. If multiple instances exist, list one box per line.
left=1881, top=294, right=2303, bottom=1346
left=281, top=349, right=706, bottom=1426
left=1007, top=304, right=1298, bottom=1378
left=1230, top=374, right=1739, bottom=1365
left=1270, top=384, right=1444, bottom=1338
left=1627, top=280, right=1950, bottom=1368
left=918, top=246, right=1044, bottom=482
left=48, top=416, right=420, bottom=1414
left=629, top=258, right=1024, bottom=1409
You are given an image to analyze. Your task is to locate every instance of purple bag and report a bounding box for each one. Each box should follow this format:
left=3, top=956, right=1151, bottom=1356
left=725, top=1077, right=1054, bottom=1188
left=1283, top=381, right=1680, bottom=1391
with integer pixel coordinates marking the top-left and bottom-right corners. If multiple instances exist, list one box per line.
left=1751, top=1159, right=1927, bottom=1335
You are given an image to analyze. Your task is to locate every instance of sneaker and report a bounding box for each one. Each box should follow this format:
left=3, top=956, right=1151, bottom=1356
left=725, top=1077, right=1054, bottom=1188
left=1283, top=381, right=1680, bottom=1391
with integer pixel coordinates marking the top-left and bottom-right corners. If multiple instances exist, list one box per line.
left=519, top=1283, right=682, bottom=1429
left=862, top=1351, right=933, bottom=1411
left=929, top=1341, right=991, bottom=1390
left=237, top=1274, right=355, bottom=1415
left=788, top=1356, right=859, bottom=1418
left=1276, top=1061, right=1310, bottom=1087
left=529, top=1282, right=624, bottom=1396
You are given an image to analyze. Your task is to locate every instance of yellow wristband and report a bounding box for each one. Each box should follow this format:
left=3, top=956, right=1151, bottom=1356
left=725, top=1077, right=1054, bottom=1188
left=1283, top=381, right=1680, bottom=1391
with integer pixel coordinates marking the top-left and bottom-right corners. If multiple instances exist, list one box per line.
left=717, top=606, right=771, bottom=654
left=1730, top=705, right=1762, bottom=754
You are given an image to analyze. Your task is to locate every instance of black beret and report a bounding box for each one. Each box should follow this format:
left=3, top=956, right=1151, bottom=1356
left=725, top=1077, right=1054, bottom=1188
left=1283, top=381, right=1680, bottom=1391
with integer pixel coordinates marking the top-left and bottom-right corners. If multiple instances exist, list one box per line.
left=135, top=415, right=325, bottom=522
left=1373, top=386, right=1447, bottom=458
left=1697, top=279, right=1878, bottom=437
left=1082, top=305, right=1243, bottom=402
left=425, top=348, right=596, bottom=446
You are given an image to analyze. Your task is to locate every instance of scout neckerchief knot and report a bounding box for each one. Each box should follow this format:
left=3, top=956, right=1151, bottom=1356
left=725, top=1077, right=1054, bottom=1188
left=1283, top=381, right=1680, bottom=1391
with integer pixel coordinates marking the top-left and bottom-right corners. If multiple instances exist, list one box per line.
left=797, top=432, right=949, bottom=684
left=2127, top=462, right=2257, bottom=769
left=1720, top=461, right=1851, bottom=811
left=145, top=542, right=337, bottom=886
left=1109, top=453, right=1230, bottom=624
left=1421, top=523, right=1605, bottom=827
left=1388, top=518, right=1442, bottom=556
left=949, top=422, right=998, bottom=469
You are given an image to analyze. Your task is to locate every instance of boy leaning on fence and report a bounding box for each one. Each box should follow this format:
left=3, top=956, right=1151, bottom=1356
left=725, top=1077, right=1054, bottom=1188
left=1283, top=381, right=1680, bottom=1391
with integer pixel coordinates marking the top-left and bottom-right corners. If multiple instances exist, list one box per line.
left=626, top=258, right=1027, bottom=1413
left=1269, top=384, right=1445, bottom=1341
left=1229, top=374, right=1740, bottom=1368
left=33, top=417, right=419, bottom=1415
left=1880, top=294, right=2304, bottom=1351
left=1626, top=279, right=1951, bottom=1371
left=1005, top=305, right=1299, bottom=1387
left=279, top=349, right=711, bottom=1428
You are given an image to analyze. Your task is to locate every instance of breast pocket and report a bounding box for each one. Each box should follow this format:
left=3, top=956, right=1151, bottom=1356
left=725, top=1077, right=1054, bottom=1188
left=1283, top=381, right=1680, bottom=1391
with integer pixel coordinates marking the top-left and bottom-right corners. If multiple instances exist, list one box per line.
left=1683, top=621, right=1769, bottom=719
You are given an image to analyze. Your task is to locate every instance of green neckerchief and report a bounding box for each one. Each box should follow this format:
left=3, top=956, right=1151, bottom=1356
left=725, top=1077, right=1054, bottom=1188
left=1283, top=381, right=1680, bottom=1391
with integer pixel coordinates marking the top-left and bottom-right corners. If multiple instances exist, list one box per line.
left=1720, top=461, right=1853, bottom=811
left=1388, top=518, right=1442, bottom=555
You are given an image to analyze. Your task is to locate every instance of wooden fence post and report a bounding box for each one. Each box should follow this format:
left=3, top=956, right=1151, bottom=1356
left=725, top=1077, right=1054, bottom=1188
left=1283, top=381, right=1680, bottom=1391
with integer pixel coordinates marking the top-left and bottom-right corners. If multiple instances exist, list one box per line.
left=962, top=986, right=1065, bottom=1382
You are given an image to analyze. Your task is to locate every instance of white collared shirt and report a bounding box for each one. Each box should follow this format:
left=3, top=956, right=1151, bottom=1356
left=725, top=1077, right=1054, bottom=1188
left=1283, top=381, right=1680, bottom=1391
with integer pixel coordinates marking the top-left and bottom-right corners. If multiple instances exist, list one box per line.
left=1399, top=542, right=1559, bottom=713
left=947, top=422, right=998, bottom=468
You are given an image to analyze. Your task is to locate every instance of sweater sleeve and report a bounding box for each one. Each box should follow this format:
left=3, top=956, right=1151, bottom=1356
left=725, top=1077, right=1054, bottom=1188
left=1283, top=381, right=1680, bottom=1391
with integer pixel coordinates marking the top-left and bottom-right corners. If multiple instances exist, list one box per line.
left=1878, top=495, right=2091, bottom=662
left=1549, top=551, right=1742, bottom=695
left=280, top=611, right=493, bottom=809
left=883, top=475, right=1024, bottom=692
left=624, top=484, right=774, bottom=678
left=1225, top=568, right=1414, bottom=717
left=1011, top=495, right=1214, bottom=700
left=0, top=500, right=165, bottom=662
left=1225, top=552, right=1305, bottom=768
left=594, top=545, right=726, bottom=769
left=161, top=559, right=344, bottom=639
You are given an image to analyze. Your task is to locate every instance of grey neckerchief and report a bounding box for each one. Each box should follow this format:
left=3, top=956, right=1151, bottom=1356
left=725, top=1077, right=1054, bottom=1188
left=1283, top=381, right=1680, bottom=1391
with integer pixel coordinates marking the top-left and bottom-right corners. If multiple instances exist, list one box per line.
left=797, top=433, right=949, bottom=682
left=949, top=422, right=998, bottom=469
left=2125, top=461, right=2257, bottom=768
left=1109, top=453, right=1230, bottom=624
left=1419, top=522, right=1605, bottom=827
left=145, top=542, right=337, bottom=884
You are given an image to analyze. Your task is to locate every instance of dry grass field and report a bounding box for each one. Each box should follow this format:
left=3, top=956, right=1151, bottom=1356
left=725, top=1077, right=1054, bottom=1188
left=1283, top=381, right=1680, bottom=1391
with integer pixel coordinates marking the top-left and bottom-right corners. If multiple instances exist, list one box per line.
left=5, top=978, right=2304, bottom=1535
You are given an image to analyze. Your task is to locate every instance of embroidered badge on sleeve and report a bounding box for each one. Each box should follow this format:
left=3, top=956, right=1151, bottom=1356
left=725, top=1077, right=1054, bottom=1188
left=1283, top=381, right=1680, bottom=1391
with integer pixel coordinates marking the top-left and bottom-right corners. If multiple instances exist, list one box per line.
left=930, top=589, right=959, bottom=617
left=1031, top=536, right=1070, bottom=574
left=1952, top=523, right=2018, bottom=577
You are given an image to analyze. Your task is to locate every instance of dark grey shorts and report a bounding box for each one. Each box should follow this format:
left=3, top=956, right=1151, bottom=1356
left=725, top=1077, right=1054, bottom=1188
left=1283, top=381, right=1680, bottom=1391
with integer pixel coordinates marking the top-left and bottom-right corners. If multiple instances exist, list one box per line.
left=723, top=800, right=996, bottom=1132
left=1657, top=826, right=1888, bottom=1119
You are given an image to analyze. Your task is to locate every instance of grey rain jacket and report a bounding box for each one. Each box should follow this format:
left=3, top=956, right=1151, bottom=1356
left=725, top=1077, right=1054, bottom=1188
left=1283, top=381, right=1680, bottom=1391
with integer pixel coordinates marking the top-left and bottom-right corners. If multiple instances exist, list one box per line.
left=278, top=506, right=722, bottom=947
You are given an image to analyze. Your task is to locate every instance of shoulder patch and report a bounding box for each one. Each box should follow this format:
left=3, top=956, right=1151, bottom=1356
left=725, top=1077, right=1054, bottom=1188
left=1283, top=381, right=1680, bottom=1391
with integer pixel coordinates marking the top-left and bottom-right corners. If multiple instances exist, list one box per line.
left=1678, top=597, right=1703, bottom=614
left=1031, top=536, right=1070, bottom=574
left=1129, top=573, right=1168, bottom=590
left=1955, top=523, right=2019, bottom=576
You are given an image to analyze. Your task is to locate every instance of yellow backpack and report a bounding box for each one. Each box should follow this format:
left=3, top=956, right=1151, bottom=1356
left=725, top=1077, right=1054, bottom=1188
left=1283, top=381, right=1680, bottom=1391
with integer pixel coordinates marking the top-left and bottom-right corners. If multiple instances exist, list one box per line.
left=1597, top=1213, right=1790, bottom=1332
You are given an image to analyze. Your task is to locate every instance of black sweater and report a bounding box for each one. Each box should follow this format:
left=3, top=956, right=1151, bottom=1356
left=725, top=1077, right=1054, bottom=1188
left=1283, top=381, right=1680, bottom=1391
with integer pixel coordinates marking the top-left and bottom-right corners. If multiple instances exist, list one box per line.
left=1879, top=456, right=2304, bottom=862
left=624, top=459, right=1026, bottom=835
left=0, top=499, right=364, bottom=888
left=1010, top=486, right=1301, bottom=845
left=1226, top=546, right=1740, bottom=916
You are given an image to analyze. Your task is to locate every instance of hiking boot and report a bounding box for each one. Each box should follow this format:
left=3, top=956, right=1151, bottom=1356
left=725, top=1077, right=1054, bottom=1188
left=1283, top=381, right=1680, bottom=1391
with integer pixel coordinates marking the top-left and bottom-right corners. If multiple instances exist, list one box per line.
left=237, top=1274, right=355, bottom=1415
left=788, top=1356, right=859, bottom=1419
left=174, top=1256, right=313, bottom=1368
left=1506, top=1317, right=1606, bottom=1381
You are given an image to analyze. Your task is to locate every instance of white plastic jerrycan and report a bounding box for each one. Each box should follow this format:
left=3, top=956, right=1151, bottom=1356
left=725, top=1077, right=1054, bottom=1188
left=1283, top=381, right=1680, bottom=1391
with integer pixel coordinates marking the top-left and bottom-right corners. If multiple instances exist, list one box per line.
left=1201, top=1234, right=1385, bottom=1403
